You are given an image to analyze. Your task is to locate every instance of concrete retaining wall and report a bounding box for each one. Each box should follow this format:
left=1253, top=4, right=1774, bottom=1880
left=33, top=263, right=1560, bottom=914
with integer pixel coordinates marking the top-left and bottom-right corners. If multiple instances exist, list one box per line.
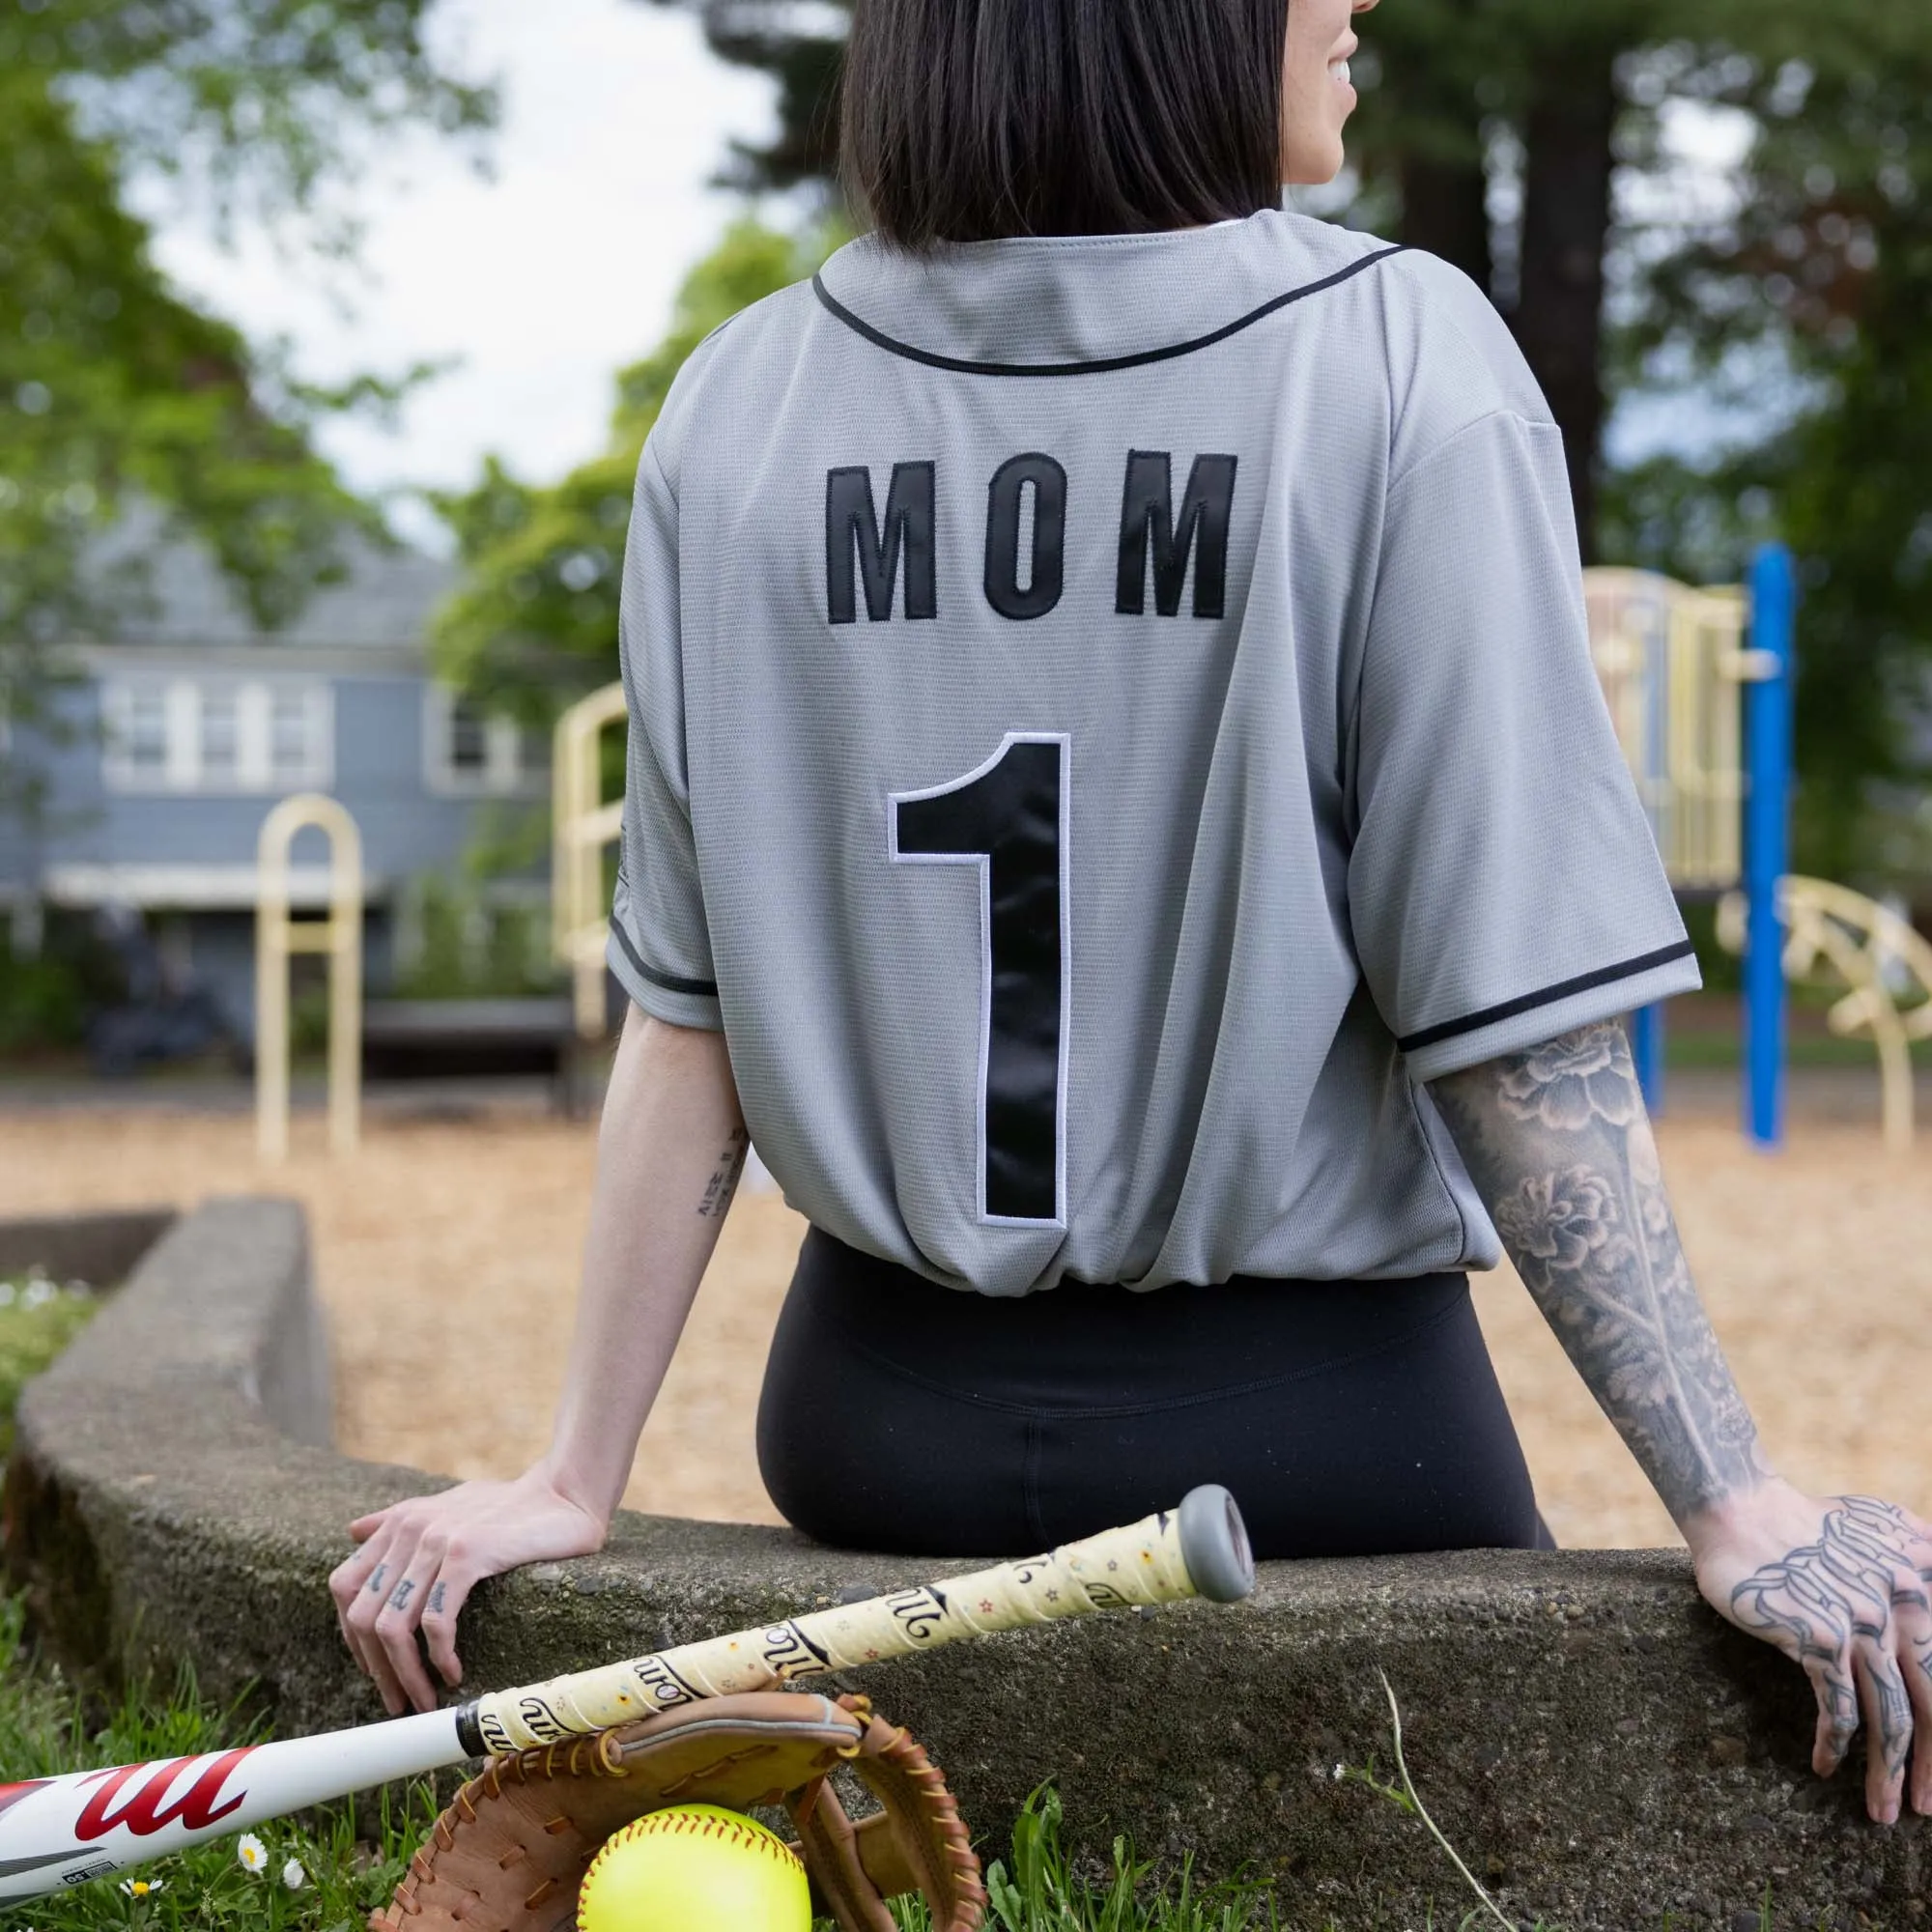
left=3, top=1199, right=1920, bottom=1928
left=0, top=1207, right=177, bottom=1287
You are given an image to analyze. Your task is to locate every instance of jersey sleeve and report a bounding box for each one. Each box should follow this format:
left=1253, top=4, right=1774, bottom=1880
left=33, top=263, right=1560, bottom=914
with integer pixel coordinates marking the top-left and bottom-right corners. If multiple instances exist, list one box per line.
left=605, top=439, right=724, bottom=1031
left=1347, top=409, right=1701, bottom=1082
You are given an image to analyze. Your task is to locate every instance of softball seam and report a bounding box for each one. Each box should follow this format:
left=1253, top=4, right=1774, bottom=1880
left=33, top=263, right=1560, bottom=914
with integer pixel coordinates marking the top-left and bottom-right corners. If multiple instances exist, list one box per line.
left=585, top=1809, right=805, bottom=1878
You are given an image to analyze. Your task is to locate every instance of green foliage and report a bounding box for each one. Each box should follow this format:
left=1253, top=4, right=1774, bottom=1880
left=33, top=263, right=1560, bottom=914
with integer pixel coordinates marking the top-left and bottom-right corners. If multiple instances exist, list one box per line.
left=389, top=876, right=557, bottom=1001
left=0, top=1, right=495, bottom=826
left=0, top=1274, right=98, bottom=1458
left=0, top=918, right=117, bottom=1054
left=1605, top=37, right=1932, bottom=890
left=431, top=219, right=835, bottom=720
left=0, top=1594, right=440, bottom=1932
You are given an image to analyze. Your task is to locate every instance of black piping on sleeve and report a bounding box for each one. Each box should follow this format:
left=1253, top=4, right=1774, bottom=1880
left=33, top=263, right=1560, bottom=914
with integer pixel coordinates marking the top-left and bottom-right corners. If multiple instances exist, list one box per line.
left=1395, top=940, right=1696, bottom=1055
left=610, top=920, right=719, bottom=1000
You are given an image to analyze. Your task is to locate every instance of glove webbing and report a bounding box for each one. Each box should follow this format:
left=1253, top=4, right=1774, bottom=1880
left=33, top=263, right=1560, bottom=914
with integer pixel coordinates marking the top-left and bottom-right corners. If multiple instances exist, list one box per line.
left=787, top=1696, right=986, bottom=1932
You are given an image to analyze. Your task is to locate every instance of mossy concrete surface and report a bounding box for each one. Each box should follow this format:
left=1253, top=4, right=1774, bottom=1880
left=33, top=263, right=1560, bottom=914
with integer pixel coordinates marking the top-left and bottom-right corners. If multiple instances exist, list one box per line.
left=5, top=1199, right=1925, bottom=1929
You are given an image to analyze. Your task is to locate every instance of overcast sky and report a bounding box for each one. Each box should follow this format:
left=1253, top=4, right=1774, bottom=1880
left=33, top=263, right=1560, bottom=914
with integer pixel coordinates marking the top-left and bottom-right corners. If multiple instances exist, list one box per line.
left=140, top=0, right=779, bottom=551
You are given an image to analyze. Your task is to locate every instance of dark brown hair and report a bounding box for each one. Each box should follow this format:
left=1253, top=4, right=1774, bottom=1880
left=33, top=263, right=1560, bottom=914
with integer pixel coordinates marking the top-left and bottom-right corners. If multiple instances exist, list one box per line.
left=839, top=0, right=1292, bottom=249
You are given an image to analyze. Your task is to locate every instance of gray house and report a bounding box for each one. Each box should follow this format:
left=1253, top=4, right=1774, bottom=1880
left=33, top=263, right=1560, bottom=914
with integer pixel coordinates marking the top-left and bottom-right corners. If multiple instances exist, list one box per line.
left=0, top=537, right=551, bottom=1037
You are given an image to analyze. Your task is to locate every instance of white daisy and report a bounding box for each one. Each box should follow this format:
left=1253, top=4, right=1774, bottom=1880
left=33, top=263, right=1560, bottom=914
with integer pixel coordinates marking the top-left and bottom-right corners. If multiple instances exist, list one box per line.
left=118, top=1877, right=163, bottom=1897
left=237, top=1833, right=269, bottom=1874
left=281, top=1857, right=307, bottom=1890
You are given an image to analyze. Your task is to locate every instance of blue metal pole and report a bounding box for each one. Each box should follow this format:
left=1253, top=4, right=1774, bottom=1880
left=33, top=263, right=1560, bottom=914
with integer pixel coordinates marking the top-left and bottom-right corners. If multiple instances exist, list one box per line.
left=1632, top=1003, right=1665, bottom=1114
left=1744, top=543, right=1795, bottom=1150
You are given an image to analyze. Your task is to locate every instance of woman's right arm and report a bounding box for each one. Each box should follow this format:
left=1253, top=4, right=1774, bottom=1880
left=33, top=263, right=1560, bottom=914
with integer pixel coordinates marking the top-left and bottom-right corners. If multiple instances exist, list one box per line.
left=327, top=1003, right=749, bottom=1715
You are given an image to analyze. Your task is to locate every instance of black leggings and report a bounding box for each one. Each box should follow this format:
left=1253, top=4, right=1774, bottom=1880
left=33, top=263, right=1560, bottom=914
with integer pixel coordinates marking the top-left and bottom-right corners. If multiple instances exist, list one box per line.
left=756, top=1228, right=1552, bottom=1560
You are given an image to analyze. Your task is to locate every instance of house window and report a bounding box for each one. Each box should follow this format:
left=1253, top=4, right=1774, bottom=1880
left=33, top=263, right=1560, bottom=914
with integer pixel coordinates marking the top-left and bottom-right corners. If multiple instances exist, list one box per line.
left=425, top=685, right=547, bottom=796
left=102, top=677, right=332, bottom=793
left=121, top=687, right=172, bottom=781
left=199, top=687, right=242, bottom=783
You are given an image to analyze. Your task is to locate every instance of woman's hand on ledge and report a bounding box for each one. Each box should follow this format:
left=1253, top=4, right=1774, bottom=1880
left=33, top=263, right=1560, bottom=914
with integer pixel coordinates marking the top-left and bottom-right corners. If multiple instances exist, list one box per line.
left=1689, top=1478, right=1932, bottom=1826
left=328, top=1466, right=608, bottom=1717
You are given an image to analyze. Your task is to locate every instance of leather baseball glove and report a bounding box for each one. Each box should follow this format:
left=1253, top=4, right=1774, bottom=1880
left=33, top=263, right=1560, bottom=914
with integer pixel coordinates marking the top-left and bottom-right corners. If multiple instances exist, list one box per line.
left=369, top=1690, right=985, bottom=1932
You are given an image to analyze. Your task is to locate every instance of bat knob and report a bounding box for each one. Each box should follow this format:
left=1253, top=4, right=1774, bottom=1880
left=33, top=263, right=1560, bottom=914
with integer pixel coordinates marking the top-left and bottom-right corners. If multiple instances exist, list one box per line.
left=1177, top=1486, right=1255, bottom=1603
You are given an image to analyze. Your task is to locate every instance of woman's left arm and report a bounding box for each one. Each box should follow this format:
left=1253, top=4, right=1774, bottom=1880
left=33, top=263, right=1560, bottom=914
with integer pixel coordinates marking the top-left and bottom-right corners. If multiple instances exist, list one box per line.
left=1429, top=1020, right=1932, bottom=1825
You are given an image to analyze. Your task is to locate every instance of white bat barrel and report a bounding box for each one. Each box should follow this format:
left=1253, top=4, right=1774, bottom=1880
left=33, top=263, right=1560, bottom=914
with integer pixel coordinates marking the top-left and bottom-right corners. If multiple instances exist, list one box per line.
left=0, top=1711, right=463, bottom=1902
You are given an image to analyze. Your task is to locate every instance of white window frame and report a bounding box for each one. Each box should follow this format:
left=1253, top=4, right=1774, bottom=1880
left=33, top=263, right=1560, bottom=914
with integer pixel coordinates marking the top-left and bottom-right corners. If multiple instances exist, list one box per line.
left=423, top=683, right=546, bottom=798
left=101, top=675, right=333, bottom=794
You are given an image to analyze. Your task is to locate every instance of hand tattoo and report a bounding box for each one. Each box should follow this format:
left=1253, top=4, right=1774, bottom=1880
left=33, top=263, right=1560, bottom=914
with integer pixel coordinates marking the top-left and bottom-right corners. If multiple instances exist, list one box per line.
left=367, top=1565, right=386, bottom=1594
left=427, top=1582, right=446, bottom=1615
left=1730, top=1497, right=1926, bottom=1775
left=696, top=1125, right=751, bottom=1220
left=387, top=1579, right=414, bottom=1613
left=1429, top=1021, right=1768, bottom=1521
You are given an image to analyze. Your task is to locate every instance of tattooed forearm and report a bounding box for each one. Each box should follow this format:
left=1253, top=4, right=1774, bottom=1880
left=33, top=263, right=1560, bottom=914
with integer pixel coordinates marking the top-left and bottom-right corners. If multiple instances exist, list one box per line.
left=696, top=1125, right=751, bottom=1220
left=1428, top=1021, right=1768, bottom=1523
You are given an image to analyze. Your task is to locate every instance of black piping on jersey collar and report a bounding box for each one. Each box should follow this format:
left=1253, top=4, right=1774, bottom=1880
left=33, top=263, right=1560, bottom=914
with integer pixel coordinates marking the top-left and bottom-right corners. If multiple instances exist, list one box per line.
left=610, top=920, right=719, bottom=1000
left=810, top=243, right=1407, bottom=378
left=1396, top=940, right=1697, bottom=1055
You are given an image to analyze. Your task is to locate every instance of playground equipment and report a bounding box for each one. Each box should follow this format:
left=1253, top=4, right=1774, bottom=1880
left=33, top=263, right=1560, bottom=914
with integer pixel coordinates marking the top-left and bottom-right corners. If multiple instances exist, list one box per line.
left=1584, top=547, right=1794, bottom=1142
left=1717, top=879, right=1932, bottom=1151
left=551, top=682, right=630, bottom=1039
left=1588, top=543, right=1930, bottom=1150
left=255, top=794, right=363, bottom=1162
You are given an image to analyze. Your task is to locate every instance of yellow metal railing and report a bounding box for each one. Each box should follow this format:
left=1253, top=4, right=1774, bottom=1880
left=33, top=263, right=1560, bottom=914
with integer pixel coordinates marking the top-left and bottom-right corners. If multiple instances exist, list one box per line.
left=1719, top=879, right=1932, bottom=1151
left=255, top=793, right=362, bottom=1162
left=1583, top=568, right=1772, bottom=891
left=551, top=682, right=630, bottom=1038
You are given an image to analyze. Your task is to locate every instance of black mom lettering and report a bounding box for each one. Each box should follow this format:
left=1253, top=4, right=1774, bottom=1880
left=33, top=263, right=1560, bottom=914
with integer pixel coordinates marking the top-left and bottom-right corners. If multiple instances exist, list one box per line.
left=825, top=450, right=1236, bottom=626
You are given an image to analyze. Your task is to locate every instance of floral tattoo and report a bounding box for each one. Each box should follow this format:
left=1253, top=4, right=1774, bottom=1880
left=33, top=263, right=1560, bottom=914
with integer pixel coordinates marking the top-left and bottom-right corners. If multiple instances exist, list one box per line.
left=1430, top=1020, right=1767, bottom=1521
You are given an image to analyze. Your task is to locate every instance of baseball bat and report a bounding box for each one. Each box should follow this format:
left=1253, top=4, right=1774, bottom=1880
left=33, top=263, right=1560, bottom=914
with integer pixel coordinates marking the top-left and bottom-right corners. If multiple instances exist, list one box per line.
left=0, top=1486, right=1252, bottom=1900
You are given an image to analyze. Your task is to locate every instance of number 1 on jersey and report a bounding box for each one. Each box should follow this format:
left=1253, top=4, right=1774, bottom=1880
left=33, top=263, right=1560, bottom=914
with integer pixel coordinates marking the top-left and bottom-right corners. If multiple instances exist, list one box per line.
left=891, top=733, right=1069, bottom=1227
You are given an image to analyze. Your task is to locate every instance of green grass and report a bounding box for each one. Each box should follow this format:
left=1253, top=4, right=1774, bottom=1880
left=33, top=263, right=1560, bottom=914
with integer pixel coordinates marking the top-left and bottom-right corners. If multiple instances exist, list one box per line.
left=0, top=1273, right=100, bottom=1459
left=0, top=1594, right=440, bottom=1931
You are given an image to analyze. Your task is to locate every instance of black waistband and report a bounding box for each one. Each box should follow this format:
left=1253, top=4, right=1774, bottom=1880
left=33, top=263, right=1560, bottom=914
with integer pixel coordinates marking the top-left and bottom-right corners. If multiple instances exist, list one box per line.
left=790, top=1227, right=1471, bottom=1413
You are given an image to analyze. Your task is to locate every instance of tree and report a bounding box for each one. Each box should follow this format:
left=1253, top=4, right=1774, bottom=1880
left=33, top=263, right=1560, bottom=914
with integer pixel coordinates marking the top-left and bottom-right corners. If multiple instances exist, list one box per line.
left=431, top=222, right=831, bottom=717
left=0, top=2, right=495, bottom=825
left=1606, top=38, right=1932, bottom=890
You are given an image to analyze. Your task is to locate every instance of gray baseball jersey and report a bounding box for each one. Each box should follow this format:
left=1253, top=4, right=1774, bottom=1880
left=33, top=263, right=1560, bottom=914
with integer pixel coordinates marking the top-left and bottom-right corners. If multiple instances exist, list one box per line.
left=610, top=210, right=1700, bottom=1297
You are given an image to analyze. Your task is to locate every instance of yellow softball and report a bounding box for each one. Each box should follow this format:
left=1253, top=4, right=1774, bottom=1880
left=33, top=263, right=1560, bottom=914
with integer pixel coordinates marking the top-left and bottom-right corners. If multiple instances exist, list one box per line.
left=577, top=1803, right=811, bottom=1932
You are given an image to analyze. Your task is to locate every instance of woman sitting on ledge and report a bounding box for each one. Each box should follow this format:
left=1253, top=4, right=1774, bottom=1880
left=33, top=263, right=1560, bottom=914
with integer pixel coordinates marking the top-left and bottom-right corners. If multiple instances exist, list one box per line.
left=331, top=0, right=1932, bottom=1829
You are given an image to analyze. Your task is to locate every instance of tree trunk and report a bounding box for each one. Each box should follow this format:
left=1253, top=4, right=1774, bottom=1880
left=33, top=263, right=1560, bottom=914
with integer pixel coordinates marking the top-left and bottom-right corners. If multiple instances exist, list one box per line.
left=1515, top=44, right=1618, bottom=559
left=1399, top=154, right=1493, bottom=294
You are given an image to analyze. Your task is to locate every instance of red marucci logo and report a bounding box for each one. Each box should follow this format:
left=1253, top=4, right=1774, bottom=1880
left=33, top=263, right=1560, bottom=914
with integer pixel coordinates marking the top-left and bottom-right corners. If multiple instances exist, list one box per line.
left=73, top=1751, right=256, bottom=1841
left=0, top=1783, right=48, bottom=1821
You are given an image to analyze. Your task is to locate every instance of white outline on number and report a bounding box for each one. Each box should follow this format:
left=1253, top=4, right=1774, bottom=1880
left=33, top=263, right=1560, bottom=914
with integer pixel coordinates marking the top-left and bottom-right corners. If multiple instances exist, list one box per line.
left=889, top=731, right=1071, bottom=1230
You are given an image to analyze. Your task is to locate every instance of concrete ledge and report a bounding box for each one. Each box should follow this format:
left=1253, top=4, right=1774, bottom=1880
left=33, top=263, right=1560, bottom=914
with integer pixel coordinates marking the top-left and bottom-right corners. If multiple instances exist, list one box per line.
left=0, top=1207, right=177, bottom=1287
left=4, top=1200, right=1920, bottom=1928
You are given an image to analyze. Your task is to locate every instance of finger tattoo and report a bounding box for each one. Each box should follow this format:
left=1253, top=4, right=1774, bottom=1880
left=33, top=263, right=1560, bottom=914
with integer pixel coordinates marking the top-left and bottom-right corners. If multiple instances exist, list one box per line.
left=427, top=1582, right=446, bottom=1615
left=367, top=1565, right=386, bottom=1594
left=387, top=1579, right=414, bottom=1613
